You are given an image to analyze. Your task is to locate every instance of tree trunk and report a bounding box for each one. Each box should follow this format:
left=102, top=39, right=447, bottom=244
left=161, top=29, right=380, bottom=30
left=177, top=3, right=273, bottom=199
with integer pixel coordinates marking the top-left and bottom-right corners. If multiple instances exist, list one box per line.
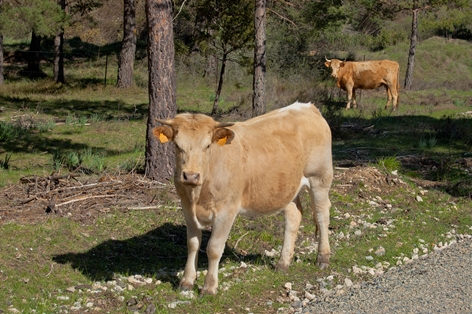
left=54, top=0, right=65, bottom=83
left=145, top=0, right=177, bottom=182
left=211, top=53, right=227, bottom=116
left=252, top=0, right=266, bottom=117
left=404, top=9, right=418, bottom=90
left=117, top=0, right=137, bottom=88
left=25, top=31, right=46, bottom=78
left=54, top=31, right=65, bottom=83
left=0, top=35, right=4, bottom=85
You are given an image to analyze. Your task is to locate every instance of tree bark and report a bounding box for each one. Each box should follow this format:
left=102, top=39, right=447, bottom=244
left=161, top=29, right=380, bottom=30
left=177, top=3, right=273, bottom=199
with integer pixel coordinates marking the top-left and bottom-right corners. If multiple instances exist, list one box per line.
left=145, top=0, right=177, bottom=182
left=404, top=8, right=418, bottom=90
left=25, top=31, right=46, bottom=79
left=0, top=35, right=4, bottom=85
left=117, top=0, right=137, bottom=88
left=54, top=0, right=65, bottom=83
left=252, top=0, right=266, bottom=117
left=54, top=32, right=65, bottom=83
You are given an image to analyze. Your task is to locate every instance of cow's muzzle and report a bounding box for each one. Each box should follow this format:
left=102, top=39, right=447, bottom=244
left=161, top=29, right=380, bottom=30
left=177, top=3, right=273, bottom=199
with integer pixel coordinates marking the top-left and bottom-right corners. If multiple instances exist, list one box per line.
left=182, top=171, right=201, bottom=185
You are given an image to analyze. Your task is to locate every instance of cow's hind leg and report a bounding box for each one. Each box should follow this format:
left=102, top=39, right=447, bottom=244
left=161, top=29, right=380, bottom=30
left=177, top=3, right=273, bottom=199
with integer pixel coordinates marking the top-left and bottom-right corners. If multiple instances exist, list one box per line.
left=276, top=199, right=303, bottom=271
left=352, top=89, right=358, bottom=109
left=308, top=176, right=332, bottom=268
left=385, top=85, right=393, bottom=110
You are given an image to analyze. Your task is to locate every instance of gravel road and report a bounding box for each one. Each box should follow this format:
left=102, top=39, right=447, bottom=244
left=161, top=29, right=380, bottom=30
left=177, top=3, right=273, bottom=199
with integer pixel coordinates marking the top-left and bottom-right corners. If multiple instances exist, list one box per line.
left=299, top=237, right=472, bottom=313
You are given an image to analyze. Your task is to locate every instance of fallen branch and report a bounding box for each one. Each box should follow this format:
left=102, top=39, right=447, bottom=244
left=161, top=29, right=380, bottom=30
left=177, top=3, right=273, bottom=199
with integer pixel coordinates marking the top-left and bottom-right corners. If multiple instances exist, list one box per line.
left=55, top=194, right=118, bottom=208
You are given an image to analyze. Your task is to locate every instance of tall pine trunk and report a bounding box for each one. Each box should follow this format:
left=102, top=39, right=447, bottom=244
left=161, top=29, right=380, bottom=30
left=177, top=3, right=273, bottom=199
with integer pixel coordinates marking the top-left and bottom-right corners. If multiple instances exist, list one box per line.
left=117, top=0, right=137, bottom=88
left=252, top=0, right=266, bottom=117
left=25, top=31, right=45, bottom=79
left=404, top=9, right=418, bottom=90
left=145, top=0, right=177, bottom=181
left=0, top=35, right=4, bottom=85
left=54, top=0, right=65, bottom=83
left=54, top=31, right=65, bottom=83
left=211, top=53, right=227, bottom=116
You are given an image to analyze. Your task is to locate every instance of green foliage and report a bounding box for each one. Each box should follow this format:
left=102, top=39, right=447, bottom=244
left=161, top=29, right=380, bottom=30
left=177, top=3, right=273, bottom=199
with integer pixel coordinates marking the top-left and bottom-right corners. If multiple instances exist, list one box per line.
left=0, top=0, right=66, bottom=38
left=376, top=156, right=400, bottom=172
left=52, top=148, right=105, bottom=173
left=194, top=0, right=254, bottom=56
left=0, top=121, right=20, bottom=142
left=0, top=153, right=12, bottom=169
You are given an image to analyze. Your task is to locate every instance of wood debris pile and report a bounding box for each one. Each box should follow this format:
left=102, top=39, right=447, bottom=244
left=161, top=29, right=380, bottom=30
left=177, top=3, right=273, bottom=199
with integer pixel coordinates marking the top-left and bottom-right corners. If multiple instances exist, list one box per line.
left=0, top=173, right=177, bottom=224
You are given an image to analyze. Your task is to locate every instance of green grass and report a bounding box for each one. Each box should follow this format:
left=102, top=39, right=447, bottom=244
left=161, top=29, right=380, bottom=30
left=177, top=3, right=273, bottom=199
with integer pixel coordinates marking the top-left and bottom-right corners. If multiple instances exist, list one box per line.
left=2, top=176, right=470, bottom=313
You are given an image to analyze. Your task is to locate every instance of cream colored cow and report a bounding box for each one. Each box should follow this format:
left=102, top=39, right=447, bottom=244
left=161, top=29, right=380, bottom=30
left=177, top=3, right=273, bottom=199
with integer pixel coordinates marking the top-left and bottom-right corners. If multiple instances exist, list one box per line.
left=153, top=101, right=333, bottom=295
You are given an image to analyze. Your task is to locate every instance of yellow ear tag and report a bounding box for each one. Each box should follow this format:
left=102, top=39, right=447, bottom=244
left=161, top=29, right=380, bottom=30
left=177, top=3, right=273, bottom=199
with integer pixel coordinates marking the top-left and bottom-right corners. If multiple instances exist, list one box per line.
left=159, top=133, right=169, bottom=143
left=217, top=136, right=227, bottom=146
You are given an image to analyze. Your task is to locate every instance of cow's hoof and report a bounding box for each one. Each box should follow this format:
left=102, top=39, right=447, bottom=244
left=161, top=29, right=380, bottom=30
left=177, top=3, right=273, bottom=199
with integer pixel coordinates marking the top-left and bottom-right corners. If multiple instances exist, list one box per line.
left=179, top=281, right=194, bottom=291
left=318, top=262, right=329, bottom=269
left=275, top=262, right=289, bottom=272
left=200, top=287, right=217, bottom=296
left=316, top=254, right=330, bottom=269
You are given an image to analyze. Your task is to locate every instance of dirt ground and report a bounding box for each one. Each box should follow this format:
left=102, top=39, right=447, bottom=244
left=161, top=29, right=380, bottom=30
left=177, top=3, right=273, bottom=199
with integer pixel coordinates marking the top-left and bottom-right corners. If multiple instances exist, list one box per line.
left=0, top=172, right=179, bottom=225
left=0, top=165, right=436, bottom=226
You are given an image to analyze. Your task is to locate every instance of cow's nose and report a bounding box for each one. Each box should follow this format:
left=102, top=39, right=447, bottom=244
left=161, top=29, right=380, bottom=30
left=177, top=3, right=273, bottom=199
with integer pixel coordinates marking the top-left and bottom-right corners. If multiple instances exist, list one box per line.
left=182, top=171, right=200, bottom=185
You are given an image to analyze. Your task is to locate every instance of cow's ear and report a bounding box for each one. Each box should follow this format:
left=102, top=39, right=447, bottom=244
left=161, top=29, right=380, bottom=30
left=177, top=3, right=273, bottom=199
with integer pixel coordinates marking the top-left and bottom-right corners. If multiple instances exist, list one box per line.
left=340, top=62, right=345, bottom=67
left=153, top=125, right=174, bottom=143
left=213, top=127, right=235, bottom=146
left=324, top=61, right=330, bottom=67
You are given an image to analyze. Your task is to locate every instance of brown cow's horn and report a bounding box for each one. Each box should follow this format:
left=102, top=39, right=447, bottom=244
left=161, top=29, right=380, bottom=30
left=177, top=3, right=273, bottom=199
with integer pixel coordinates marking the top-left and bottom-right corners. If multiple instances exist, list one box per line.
left=325, top=56, right=331, bottom=62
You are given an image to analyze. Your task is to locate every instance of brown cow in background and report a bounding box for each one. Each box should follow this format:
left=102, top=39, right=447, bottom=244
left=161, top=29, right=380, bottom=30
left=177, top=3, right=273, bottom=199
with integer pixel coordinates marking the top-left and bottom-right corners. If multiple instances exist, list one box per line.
left=324, top=57, right=400, bottom=111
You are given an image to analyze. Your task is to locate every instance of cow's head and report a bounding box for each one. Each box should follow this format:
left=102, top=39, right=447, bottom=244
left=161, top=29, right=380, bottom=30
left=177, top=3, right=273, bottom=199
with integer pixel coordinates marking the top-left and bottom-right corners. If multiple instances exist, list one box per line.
left=152, top=114, right=234, bottom=186
left=324, top=57, right=345, bottom=79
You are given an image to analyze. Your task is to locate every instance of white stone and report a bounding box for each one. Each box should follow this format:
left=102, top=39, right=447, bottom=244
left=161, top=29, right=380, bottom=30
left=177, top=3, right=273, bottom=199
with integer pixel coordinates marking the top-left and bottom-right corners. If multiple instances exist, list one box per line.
left=375, top=246, right=386, bottom=256
left=344, top=278, right=353, bottom=287
left=305, top=291, right=316, bottom=300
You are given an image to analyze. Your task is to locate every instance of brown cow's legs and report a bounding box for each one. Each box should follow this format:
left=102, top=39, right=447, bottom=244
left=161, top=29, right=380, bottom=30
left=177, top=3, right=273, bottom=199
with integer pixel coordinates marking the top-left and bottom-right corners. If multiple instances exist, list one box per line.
left=385, top=86, right=393, bottom=110
left=352, top=89, right=358, bottom=109
left=276, top=201, right=303, bottom=271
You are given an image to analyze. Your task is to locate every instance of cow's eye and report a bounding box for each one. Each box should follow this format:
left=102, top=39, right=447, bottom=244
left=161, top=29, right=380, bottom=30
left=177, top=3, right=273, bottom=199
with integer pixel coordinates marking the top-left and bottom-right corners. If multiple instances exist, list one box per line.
left=204, top=144, right=211, bottom=151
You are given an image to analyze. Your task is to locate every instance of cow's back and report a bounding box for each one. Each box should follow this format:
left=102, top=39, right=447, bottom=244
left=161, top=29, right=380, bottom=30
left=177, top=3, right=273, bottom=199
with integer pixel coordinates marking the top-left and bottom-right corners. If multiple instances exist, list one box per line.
left=218, top=102, right=332, bottom=213
left=350, top=60, right=399, bottom=88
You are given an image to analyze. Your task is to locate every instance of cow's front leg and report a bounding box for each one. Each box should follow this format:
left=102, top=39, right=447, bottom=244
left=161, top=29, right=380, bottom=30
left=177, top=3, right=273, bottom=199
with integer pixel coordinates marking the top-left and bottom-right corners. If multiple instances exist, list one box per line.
left=180, top=211, right=202, bottom=291
left=201, top=211, right=237, bottom=295
left=276, top=201, right=302, bottom=271
left=345, top=87, right=353, bottom=110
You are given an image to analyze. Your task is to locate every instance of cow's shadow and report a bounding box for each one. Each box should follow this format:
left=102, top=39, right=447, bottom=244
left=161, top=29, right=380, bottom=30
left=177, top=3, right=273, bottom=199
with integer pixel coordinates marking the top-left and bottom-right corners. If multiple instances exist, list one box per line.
left=52, top=223, right=261, bottom=289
